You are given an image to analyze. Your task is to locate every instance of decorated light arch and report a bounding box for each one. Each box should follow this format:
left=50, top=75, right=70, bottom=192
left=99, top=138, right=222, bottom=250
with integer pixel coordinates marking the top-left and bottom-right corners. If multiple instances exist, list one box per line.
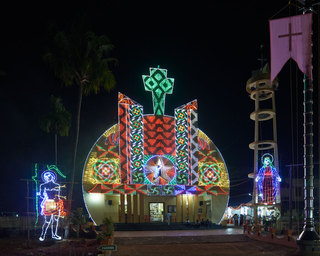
left=82, top=67, right=230, bottom=225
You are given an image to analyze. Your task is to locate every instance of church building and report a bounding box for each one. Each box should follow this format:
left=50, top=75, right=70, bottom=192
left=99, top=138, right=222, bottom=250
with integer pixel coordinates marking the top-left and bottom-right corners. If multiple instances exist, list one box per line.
left=82, top=67, right=230, bottom=225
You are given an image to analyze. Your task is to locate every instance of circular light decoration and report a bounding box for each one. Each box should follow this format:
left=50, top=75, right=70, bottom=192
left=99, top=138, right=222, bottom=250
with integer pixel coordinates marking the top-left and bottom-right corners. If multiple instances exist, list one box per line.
left=144, top=155, right=176, bottom=185
left=82, top=67, right=230, bottom=226
left=93, top=159, right=117, bottom=183
left=200, top=163, right=221, bottom=185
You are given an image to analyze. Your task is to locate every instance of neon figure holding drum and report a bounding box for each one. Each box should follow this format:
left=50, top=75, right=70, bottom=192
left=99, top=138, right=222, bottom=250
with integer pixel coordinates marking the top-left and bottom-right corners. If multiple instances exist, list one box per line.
left=38, top=170, right=66, bottom=241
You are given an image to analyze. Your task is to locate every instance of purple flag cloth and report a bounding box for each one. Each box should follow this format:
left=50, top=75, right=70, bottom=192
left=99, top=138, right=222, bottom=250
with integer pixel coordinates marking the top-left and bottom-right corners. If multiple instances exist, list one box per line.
left=269, top=13, right=312, bottom=82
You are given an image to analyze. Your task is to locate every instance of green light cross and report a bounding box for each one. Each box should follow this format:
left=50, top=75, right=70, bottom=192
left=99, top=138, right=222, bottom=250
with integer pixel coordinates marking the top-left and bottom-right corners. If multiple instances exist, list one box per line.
left=142, top=67, right=174, bottom=115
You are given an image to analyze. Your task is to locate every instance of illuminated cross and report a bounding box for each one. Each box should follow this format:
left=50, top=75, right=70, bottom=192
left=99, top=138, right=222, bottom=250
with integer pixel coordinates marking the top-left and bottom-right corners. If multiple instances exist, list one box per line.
left=278, top=23, right=302, bottom=51
left=142, top=67, right=174, bottom=115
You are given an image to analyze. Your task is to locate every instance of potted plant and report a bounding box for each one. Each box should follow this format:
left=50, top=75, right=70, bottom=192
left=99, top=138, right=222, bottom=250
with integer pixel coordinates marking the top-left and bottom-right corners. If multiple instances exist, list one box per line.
left=68, top=207, right=90, bottom=238
left=98, top=217, right=114, bottom=245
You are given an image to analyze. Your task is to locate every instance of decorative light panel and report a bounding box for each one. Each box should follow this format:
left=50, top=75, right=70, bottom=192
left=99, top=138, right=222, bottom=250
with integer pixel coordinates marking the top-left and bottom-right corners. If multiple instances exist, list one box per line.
left=82, top=67, right=229, bottom=198
left=255, top=153, right=281, bottom=204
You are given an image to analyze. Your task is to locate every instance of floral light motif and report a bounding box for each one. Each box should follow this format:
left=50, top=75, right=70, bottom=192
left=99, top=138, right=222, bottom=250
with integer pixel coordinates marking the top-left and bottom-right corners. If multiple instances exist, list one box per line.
left=199, top=162, right=221, bottom=185
left=93, top=159, right=119, bottom=184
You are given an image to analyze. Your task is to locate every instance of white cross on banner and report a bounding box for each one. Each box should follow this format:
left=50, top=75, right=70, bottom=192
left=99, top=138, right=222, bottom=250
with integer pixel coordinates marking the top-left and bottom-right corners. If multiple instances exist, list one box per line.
left=269, top=13, right=312, bottom=82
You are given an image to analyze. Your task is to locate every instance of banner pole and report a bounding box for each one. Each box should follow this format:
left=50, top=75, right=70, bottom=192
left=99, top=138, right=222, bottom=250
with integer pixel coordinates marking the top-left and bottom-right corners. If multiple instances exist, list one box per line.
left=297, top=75, right=320, bottom=254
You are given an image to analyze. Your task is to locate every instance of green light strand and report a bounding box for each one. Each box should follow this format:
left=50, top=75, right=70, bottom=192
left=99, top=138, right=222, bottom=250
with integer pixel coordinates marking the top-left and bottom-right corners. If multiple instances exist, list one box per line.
left=47, top=164, right=66, bottom=179
left=32, top=163, right=39, bottom=228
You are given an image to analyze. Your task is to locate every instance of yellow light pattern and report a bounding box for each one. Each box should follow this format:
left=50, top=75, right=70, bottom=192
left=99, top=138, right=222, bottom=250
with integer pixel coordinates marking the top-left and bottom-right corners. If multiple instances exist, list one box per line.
left=197, top=129, right=230, bottom=191
left=83, top=124, right=119, bottom=192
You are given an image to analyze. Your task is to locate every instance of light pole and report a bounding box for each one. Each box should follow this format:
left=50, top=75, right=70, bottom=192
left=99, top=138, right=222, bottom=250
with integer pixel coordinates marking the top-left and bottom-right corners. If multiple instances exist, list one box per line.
left=296, top=76, right=320, bottom=254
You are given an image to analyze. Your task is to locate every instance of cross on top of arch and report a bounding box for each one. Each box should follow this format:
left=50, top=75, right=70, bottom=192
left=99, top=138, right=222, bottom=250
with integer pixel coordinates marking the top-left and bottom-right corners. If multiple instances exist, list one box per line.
left=142, top=67, right=174, bottom=116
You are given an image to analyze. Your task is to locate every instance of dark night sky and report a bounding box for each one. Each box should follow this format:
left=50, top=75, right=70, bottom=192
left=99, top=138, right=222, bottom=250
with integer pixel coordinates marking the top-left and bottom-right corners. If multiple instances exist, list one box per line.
left=0, top=1, right=317, bottom=213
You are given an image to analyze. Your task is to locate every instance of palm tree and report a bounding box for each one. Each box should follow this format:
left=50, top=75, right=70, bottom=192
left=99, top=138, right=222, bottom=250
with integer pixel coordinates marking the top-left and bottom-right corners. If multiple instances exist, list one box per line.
left=40, top=95, right=71, bottom=165
left=43, top=24, right=117, bottom=213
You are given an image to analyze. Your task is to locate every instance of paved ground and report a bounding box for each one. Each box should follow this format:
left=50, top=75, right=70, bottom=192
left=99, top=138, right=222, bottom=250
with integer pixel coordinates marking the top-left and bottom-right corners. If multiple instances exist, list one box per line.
left=111, top=241, right=296, bottom=256
left=0, top=228, right=299, bottom=256
left=114, top=227, right=244, bottom=237
left=111, top=228, right=297, bottom=256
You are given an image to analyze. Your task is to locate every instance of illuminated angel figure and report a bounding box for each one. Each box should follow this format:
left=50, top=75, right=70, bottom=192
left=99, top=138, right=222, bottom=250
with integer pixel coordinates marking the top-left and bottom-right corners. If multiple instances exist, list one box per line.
left=255, top=154, right=281, bottom=204
left=38, top=171, right=65, bottom=241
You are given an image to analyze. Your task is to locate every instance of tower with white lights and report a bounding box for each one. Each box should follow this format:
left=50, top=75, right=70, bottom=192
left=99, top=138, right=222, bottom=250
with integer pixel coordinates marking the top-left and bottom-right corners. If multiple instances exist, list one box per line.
left=246, top=63, right=281, bottom=222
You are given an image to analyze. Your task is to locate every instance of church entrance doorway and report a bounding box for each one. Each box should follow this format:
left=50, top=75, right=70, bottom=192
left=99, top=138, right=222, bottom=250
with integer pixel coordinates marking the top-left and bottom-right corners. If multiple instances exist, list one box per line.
left=149, top=202, right=164, bottom=222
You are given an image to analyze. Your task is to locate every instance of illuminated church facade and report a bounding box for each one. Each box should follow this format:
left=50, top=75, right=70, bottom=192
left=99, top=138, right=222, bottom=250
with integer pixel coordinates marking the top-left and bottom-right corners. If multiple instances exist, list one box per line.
left=82, top=67, right=230, bottom=225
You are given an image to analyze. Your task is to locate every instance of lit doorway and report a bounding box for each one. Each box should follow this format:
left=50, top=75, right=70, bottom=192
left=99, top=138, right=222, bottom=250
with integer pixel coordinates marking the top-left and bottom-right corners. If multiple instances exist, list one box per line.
left=149, top=203, right=164, bottom=222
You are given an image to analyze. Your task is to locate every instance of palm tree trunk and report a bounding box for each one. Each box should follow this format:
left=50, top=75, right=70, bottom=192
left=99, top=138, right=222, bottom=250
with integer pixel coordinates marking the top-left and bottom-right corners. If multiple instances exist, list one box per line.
left=68, top=83, right=83, bottom=213
left=55, top=133, right=58, bottom=166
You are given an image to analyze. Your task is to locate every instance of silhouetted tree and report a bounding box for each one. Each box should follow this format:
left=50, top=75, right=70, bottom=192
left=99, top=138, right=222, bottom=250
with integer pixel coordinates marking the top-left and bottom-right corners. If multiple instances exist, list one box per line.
left=40, top=95, right=71, bottom=165
left=43, top=23, right=117, bottom=213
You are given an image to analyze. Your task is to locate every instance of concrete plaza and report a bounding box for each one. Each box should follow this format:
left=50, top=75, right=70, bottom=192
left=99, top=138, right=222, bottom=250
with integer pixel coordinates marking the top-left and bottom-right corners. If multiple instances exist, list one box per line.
left=111, top=228, right=297, bottom=256
left=1, top=227, right=299, bottom=255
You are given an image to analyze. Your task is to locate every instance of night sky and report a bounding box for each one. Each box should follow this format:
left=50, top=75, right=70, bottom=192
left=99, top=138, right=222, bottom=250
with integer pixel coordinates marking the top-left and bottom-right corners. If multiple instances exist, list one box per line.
left=0, top=1, right=317, bottom=214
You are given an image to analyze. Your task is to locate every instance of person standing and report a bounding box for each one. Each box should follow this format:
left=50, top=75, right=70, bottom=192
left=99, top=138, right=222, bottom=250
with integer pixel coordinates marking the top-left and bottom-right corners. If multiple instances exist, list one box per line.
left=233, top=214, right=239, bottom=226
left=166, top=211, right=171, bottom=225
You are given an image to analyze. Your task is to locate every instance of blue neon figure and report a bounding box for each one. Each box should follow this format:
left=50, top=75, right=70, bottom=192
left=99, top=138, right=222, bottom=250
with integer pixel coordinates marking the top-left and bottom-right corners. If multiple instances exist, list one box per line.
left=255, top=154, right=281, bottom=204
left=38, top=171, right=63, bottom=241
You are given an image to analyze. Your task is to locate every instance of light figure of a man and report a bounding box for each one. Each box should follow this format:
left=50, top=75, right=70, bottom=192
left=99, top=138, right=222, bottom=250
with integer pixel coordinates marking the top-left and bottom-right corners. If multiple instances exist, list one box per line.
left=38, top=171, right=64, bottom=241
left=255, top=154, right=281, bottom=204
